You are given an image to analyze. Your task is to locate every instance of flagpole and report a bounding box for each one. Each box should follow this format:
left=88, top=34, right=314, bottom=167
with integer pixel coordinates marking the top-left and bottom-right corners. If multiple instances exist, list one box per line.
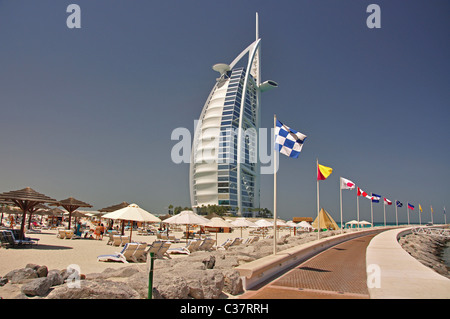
left=444, top=206, right=447, bottom=224
left=430, top=206, right=433, bottom=225
left=370, top=199, right=373, bottom=229
left=419, top=205, right=422, bottom=226
left=356, top=188, right=360, bottom=231
left=407, top=204, right=410, bottom=225
left=273, top=114, right=277, bottom=255
left=383, top=200, right=386, bottom=227
left=395, top=200, right=398, bottom=226
left=339, top=178, right=343, bottom=234
left=316, top=158, right=320, bottom=240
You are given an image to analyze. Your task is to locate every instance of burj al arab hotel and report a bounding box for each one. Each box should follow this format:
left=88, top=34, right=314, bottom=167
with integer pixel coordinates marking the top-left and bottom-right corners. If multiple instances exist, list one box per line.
left=189, top=13, right=277, bottom=215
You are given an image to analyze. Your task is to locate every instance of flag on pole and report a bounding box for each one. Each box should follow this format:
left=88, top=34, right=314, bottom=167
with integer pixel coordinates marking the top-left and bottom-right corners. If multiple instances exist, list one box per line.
left=340, top=177, right=355, bottom=190
left=357, top=187, right=372, bottom=199
left=396, top=200, right=403, bottom=208
left=431, top=206, right=433, bottom=214
left=371, top=193, right=381, bottom=203
left=275, top=119, right=307, bottom=158
left=408, top=203, right=415, bottom=210
left=419, top=204, right=423, bottom=213
left=384, top=198, right=392, bottom=205
left=317, top=164, right=333, bottom=181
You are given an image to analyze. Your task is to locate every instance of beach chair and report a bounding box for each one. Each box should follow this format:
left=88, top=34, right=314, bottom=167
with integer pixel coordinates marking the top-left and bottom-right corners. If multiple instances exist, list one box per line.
left=198, top=238, right=215, bottom=251
left=217, top=238, right=232, bottom=250
left=156, top=242, right=172, bottom=259
left=97, top=243, right=139, bottom=263
left=57, top=229, right=66, bottom=239
left=228, top=237, right=242, bottom=248
left=120, top=236, right=130, bottom=246
left=147, top=240, right=164, bottom=255
left=0, top=230, right=37, bottom=248
left=65, top=230, right=74, bottom=239
left=130, top=243, right=148, bottom=262
left=168, top=239, right=199, bottom=255
left=112, top=235, right=122, bottom=247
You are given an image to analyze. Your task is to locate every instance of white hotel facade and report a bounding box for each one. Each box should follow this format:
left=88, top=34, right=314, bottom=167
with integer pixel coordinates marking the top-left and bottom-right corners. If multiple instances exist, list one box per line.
left=189, top=14, right=277, bottom=215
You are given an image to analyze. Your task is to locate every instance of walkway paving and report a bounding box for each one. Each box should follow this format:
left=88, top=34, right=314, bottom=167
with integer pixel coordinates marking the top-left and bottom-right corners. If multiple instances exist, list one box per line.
left=240, top=233, right=377, bottom=299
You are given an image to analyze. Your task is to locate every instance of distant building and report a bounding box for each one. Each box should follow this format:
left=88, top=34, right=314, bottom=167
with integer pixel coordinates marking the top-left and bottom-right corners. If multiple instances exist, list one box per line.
left=189, top=13, right=277, bottom=215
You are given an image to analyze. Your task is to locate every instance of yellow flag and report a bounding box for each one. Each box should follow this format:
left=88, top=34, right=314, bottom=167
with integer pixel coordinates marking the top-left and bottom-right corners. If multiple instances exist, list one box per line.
left=431, top=206, right=434, bottom=213
left=419, top=204, right=423, bottom=213
left=317, top=164, right=333, bottom=181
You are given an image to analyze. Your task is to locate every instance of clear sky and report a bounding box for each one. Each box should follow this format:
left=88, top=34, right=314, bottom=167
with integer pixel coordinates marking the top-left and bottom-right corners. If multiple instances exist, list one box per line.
left=0, top=1, right=449, bottom=224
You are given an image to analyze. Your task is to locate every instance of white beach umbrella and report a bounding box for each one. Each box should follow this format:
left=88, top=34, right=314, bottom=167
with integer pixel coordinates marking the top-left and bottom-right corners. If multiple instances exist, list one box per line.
left=231, top=217, right=257, bottom=237
left=205, top=217, right=234, bottom=247
left=163, top=210, right=209, bottom=242
left=101, top=203, right=161, bottom=240
left=255, top=219, right=273, bottom=227
left=345, top=220, right=359, bottom=229
left=297, top=221, right=312, bottom=229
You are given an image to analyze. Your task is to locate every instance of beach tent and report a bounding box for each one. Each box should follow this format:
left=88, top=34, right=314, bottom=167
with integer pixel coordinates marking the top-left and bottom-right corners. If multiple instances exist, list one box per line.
left=312, top=208, right=340, bottom=231
left=345, top=220, right=359, bottom=228
left=359, top=220, right=372, bottom=228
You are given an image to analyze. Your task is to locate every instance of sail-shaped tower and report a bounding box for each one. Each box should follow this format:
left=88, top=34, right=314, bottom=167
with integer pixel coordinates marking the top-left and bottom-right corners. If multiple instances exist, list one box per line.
left=190, top=13, right=277, bottom=215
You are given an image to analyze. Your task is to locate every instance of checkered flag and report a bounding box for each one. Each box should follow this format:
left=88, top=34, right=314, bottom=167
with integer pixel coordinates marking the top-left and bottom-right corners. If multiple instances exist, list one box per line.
left=275, top=119, right=307, bottom=158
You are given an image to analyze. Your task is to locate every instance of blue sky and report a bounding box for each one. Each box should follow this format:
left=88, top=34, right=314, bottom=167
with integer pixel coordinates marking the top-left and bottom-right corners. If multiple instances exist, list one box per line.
left=0, top=1, right=449, bottom=224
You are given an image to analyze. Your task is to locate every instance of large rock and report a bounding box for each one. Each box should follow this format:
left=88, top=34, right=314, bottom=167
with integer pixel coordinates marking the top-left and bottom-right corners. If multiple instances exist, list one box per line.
left=185, top=270, right=224, bottom=299
left=21, top=277, right=52, bottom=297
left=46, top=280, right=140, bottom=299
left=5, top=268, right=38, bottom=284
left=152, top=275, right=189, bottom=299
left=47, top=270, right=64, bottom=286
left=223, top=269, right=243, bottom=295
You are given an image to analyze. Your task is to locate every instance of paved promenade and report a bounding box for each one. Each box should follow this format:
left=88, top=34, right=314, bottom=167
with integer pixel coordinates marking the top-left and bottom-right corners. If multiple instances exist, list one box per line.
left=241, top=233, right=376, bottom=299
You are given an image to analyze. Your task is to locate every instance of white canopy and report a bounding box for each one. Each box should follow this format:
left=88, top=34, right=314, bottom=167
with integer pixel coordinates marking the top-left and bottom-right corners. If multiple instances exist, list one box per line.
left=205, top=217, right=233, bottom=228
left=255, top=219, right=273, bottom=227
left=297, top=221, right=312, bottom=229
left=101, top=203, right=161, bottom=223
left=163, top=210, right=209, bottom=225
left=345, top=220, right=359, bottom=225
left=231, top=217, right=257, bottom=228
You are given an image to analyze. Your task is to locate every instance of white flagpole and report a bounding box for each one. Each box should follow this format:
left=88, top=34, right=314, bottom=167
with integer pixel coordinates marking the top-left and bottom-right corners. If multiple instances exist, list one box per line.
left=273, top=114, right=277, bottom=254
left=444, top=206, right=447, bottom=224
left=383, top=200, right=386, bottom=227
left=429, top=206, right=432, bottom=224
left=419, top=205, right=422, bottom=225
left=356, top=188, right=360, bottom=231
left=407, top=204, right=410, bottom=225
left=339, top=178, right=343, bottom=234
left=370, top=198, right=373, bottom=229
left=395, top=200, right=398, bottom=226
left=316, top=158, right=320, bottom=240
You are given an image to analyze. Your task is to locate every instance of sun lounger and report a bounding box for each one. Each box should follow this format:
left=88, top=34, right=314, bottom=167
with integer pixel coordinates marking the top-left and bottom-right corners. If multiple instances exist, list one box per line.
left=217, top=238, right=232, bottom=250
left=112, top=235, right=122, bottom=246
left=130, top=243, right=148, bottom=262
left=168, top=239, right=200, bottom=255
left=65, top=230, right=74, bottom=239
left=0, top=230, right=37, bottom=248
left=97, top=243, right=140, bottom=263
left=120, top=235, right=130, bottom=246
left=244, top=236, right=259, bottom=245
left=198, top=238, right=216, bottom=251
left=57, top=229, right=66, bottom=239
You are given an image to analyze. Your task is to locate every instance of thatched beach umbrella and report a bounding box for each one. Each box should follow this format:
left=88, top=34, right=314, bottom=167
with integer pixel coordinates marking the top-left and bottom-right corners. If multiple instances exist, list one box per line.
left=0, top=187, right=58, bottom=239
left=99, top=201, right=130, bottom=212
left=51, top=197, right=92, bottom=230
